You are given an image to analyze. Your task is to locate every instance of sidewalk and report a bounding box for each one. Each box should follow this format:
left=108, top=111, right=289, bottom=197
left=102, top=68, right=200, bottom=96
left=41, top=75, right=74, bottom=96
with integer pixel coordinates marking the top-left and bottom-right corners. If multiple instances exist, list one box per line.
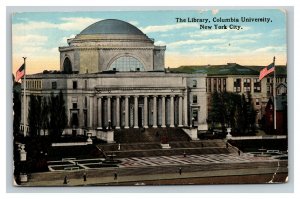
left=24, top=160, right=287, bottom=186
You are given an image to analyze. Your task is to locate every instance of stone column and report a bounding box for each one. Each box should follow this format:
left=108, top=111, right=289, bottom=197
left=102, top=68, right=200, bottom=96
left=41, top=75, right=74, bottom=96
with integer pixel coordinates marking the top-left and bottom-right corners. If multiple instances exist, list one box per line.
left=153, top=96, right=157, bottom=128
left=144, top=96, right=148, bottom=128
left=183, top=94, right=188, bottom=126
left=170, top=95, right=175, bottom=127
left=107, top=96, right=111, bottom=126
left=89, top=96, right=93, bottom=128
left=97, top=97, right=102, bottom=129
left=125, top=96, right=129, bottom=129
left=134, top=96, right=139, bottom=128
left=116, top=96, right=120, bottom=129
left=161, top=95, right=166, bottom=127
left=178, top=95, right=183, bottom=127
left=93, top=97, right=97, bottom=127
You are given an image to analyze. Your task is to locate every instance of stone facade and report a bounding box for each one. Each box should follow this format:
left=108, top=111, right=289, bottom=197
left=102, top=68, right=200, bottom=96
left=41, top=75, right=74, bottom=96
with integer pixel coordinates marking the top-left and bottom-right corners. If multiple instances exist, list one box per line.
left=20, top=72, right=207, bottom=136
left=19, top=19, right=208, bottom=137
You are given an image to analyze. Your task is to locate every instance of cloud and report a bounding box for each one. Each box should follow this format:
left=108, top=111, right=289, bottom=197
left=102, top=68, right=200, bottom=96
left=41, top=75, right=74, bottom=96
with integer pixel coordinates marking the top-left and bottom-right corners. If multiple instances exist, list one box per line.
left=189, top=46, right=207, bottom=52
left=13, top=35, right=48, bottom=45
left=58, top=17, right=101, bottom=31
left=141, top=23, right=198, bottom=33
left=254, top=46, right=286, bottom=53
left=61, top=34, right=76, bottom=44
left=230, top=39, right=256, bottom=44
left=13, top=21, right=58, bottom=33
left=12, top=17, right=102, bottom=33
left=231, top=33, right=262, bottom=39
left=215, top=44, right=248, bottom=52
left=129, top=20, right=139, bottom=26
left=168, top=39, right=226, bottom=48
left=188, top=26, right=251, bottom=38
left=13, top=45, right=59, bottom=63
left=154, top=40, right=167, bottom=46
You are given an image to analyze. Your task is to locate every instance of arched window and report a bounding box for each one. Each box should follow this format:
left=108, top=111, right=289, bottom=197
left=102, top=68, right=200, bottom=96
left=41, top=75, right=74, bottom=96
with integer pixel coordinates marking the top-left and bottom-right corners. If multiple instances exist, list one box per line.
left=109, top=56, right=144, bottom=71
left=192, top=80, right=197, bottom=88
left=63, top=57, right=72, bottom=74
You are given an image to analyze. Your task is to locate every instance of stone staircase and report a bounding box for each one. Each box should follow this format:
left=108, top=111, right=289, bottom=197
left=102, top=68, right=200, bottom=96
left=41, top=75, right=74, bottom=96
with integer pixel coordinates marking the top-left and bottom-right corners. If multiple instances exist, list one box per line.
left=114, top=127, right=191, bottom=143
left=97, top=139, right=231, bottom=158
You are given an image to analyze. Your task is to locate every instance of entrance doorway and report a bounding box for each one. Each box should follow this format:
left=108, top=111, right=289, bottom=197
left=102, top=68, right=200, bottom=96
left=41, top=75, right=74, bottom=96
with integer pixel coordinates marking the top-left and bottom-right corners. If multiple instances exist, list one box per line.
left=138, top=107, right=143, bottom=127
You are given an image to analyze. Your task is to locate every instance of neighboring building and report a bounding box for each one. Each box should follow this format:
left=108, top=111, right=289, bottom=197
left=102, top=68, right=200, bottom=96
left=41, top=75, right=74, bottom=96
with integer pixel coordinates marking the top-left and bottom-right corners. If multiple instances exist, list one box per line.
left=20, top=19, right=208, bottom=137
left=172, top=63, right=287, bottom=127
left=264, top=95, right=287, bottom=134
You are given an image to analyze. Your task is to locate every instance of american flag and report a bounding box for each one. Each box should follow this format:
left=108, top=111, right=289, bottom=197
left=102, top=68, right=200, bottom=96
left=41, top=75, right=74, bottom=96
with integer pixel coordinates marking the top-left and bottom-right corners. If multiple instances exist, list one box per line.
left=259, top=63, right=274, bottom=80
left=15, top=63, right=25, bottom=82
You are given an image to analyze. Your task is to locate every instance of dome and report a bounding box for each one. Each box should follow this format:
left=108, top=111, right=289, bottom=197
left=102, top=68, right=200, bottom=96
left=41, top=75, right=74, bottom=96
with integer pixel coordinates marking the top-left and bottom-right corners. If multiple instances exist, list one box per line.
left=79, top=19, right=145, bottom=35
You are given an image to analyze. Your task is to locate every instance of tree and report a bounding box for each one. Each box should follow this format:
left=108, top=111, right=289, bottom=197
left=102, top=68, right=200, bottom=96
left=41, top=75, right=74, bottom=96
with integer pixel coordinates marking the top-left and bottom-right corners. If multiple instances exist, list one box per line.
left=208, top=91, right=257, bottom=134
left=49, top=91, right=67, bottom=140
left=208, top=91, right=224, bottom=130
left=28, top=95, right=43, bottom=136
left=13, top=82, right=21, bottom=136
left=41, top=96, right=49, bottom=136
left=28, top=95, right=38, bottom=136
left=245, top=92, right=257, bottom=133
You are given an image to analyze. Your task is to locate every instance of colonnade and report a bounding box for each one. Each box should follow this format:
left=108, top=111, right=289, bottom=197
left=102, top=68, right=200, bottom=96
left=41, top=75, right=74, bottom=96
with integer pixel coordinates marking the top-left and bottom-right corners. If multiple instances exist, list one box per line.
left=90, top=95, right=187, bottom=129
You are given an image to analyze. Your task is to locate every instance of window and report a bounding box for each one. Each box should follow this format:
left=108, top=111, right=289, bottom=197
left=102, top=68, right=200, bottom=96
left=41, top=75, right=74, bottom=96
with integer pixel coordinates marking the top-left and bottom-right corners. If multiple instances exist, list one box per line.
left=109, top=56, right=145, bottom=71
left=83, top=110, right=87, bottom=127
left=213, top=78, right=217, bottom=92
left=218, top=79, right=221, bottom=91
left=84, top=80, right=87, bottom=89
left=72, top=103, right=77, bottom=109
left=52, top=81, right=57, bottom=89
left=84, top=97, right=87, bottom=108
left=193, top=95, right=197, bottom=103
left=192, top=80, right=197, bottom=88
left=267, top=85, right=271, bottom=94
left=223, top=79, right=226, bottom=92
left=267, top=78, right=273, bottom=83
left=243, top=78, right=251, bottom=92
left=71, top=113, right=79, bottom=127
left=73, top=81, right=78, bottom=89
left=207, top=78, right=211, bottom=92
left=255, top=99, right=260, bottom=106
left=192, top=110, right=198, bottom=122
left=254, top=78, right=261, bottom=92
left=234, top=78, right=241, bottom=93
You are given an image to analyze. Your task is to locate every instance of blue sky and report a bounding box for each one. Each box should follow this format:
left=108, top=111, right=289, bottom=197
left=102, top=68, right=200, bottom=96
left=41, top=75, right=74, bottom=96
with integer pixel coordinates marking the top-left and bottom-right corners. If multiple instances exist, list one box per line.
left=12, top=9, right=287, bottom=74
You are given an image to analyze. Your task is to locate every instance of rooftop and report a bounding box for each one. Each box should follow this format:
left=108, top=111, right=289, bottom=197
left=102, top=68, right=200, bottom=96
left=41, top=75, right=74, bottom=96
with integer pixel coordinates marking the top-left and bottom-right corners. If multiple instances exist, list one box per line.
left=79, top=19, right=145, bottom=35
left=170, top=63, right=287, bottom=76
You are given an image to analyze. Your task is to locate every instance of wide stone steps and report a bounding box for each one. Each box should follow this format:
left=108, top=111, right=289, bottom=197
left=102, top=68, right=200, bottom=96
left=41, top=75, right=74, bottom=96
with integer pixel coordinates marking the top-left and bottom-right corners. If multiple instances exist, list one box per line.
left=114, top=127, right=190, bottom=143
left=105, top=147, right=231, bottom=158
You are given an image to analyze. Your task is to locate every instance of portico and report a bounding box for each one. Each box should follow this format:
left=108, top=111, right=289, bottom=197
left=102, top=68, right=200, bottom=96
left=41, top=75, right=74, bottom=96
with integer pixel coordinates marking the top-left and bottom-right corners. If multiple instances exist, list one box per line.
left=92, top=88, right=187, bottom=130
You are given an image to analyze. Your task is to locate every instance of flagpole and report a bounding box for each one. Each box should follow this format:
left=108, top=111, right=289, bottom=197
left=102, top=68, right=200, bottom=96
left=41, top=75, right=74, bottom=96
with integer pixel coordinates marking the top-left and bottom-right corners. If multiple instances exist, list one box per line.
left=273, top=56, right=276, bottom=131
left=22, top=57, right=27, bottom=137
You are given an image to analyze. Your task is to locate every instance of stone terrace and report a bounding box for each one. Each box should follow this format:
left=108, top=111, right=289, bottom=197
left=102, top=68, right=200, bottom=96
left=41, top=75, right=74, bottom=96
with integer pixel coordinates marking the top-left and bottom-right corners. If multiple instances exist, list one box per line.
left=97, top=128, right=233, bottom=158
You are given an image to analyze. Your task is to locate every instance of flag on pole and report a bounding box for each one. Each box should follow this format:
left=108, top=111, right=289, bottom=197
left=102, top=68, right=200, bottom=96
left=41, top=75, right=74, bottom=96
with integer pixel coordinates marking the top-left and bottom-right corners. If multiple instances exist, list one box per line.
left=15, top=63, right=25, bottom=82
left=259, top=63, right=274, bottom=80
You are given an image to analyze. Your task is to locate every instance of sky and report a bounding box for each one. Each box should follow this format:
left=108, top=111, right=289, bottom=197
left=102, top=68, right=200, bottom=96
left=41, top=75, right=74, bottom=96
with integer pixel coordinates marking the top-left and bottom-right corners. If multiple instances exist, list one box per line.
left=12, top=9, right=287, bottom=74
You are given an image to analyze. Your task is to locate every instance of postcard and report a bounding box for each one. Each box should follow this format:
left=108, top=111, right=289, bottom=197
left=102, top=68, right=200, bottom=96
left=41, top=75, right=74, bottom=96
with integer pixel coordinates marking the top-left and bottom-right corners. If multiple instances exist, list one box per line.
left=12, top=9, right=288, bottom=186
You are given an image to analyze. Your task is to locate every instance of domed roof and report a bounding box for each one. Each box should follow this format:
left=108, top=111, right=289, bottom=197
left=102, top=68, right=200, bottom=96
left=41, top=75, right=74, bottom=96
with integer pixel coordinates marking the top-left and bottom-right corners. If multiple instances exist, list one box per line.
left=80, top=19, right=145, bottom=35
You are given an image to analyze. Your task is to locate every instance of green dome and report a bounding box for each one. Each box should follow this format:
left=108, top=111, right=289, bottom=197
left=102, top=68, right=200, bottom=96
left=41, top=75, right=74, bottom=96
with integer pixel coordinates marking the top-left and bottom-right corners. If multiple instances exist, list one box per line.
left=80, top=19, right=144, bottom=35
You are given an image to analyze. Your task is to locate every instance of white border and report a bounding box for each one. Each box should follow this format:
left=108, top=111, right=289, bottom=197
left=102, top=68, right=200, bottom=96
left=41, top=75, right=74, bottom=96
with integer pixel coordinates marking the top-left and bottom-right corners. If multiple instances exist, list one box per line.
left=2, top=0, right=298, bottom=198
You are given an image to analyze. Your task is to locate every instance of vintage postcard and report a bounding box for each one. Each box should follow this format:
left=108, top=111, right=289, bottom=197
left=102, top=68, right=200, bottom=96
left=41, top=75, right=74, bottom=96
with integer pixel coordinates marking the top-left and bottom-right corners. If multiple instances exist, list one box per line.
left=12, top=9, right=288, bottom=186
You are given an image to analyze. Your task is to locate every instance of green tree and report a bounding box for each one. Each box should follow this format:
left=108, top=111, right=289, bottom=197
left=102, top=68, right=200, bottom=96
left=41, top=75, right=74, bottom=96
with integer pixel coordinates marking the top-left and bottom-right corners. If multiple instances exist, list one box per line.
left=13, top=83, right=21, bottom=136
left=41, top=96, right=49, bottom=136
left=28, top=95, right=39, bottom=136
left=208, top=91, right=257, bottom=134
left=49, top=91, right=67, bottom=140
left=245, top=92, right=257, bottom=133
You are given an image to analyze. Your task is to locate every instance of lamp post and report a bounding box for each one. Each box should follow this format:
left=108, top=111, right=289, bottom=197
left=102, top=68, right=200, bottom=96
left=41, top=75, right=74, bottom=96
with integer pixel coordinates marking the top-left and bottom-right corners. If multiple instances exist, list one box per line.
left=226, top=127, right=232, bottom=140
left=192, top=117, right=195, bottom=128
